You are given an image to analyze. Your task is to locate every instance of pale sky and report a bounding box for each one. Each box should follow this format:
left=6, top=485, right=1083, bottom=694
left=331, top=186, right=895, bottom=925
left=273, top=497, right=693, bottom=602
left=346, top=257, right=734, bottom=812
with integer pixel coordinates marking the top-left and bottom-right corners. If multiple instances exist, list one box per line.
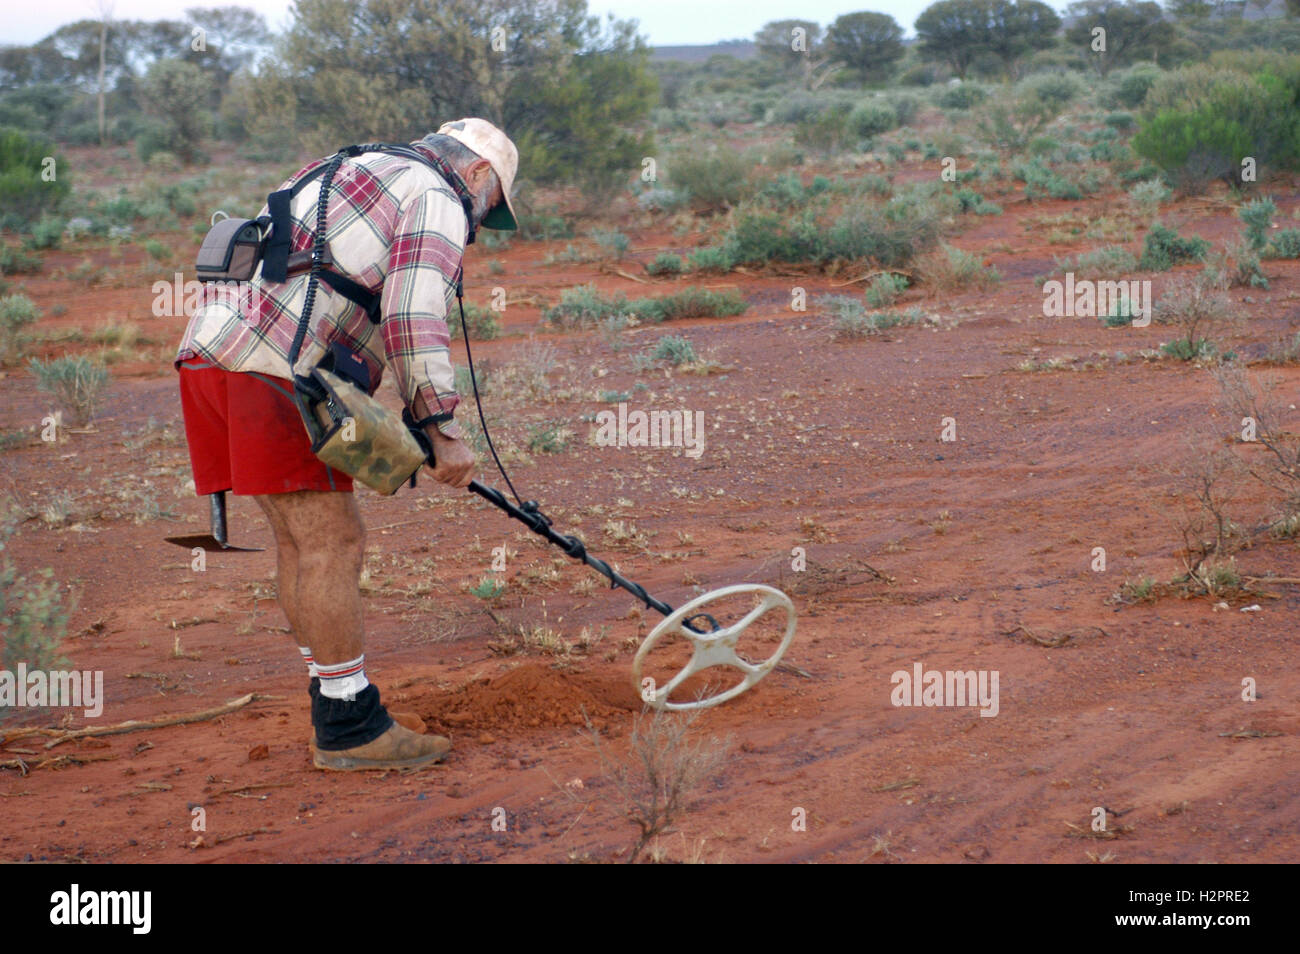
left=1, top=0, right=1074, bottom=48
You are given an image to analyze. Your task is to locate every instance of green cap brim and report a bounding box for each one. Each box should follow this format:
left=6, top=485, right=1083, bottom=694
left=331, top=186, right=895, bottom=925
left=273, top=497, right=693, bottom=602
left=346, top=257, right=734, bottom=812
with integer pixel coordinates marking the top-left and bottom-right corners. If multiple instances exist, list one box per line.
left=482, top=202, right=517, bottom=231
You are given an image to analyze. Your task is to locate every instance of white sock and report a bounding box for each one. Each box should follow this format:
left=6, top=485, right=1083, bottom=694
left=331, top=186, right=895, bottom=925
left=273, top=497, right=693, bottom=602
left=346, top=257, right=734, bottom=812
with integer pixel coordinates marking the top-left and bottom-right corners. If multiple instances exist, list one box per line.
left=317, top=655, right=369, bottom=700
left=299, top=645, right=319, bottom=678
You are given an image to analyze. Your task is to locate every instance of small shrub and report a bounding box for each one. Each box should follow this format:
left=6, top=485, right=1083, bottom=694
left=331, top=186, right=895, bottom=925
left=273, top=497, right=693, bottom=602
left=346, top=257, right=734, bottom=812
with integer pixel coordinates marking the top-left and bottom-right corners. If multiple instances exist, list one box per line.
left=637, top=187, right=687, bottom=214
left=1238, top=198, right=1276, bottom=252
left=668, top=150, right=756, bottom=213
left=651, top=335, right=696, bottom=365
left=1154, top=274, right=1233, bottom=360
left=0, top=127, right=70, bottom=229
left=1, top=527, right=70, bottom=707
left=919, top=244, right=1001, bottom=292
left=687, top=245, right=734, bottom=273
left=142, top=238, right=170, bottom=263
left=1127, top=178, right=1170, bottom=218
left=646, top=253, right=685, bottom=277
left=469, top=577, right=506, bottom=600
left=449, top=302, right=501, bottom=341
left=938, top=83, right=988, bottom=110
left=516, top=212, right=573, bottom=241
left=590, top=228, right=630, bottom=261
left=630, top=287, right=746, bottom=322
left=1265, top=228, right=1300, bottom=259
left=1139, top=222, right=1210, bottom=271
left=1110, top=64, right=1162, bottom=109
left=527, top=420, right=572, bottom=454
left=0, top=293, right=39, bottom=365
left=1049, top=246, right=1139, bottom=280
left=865, top=272, right=909, bottom=308
left=847, top=101, right=899, bottom=139
left=28, top=355, right=109, bottom=426
left=543, top=284, right=628, bottom=329
left=0, top=244, right=42, bottom=275
left=25, top=215, right=65, bottom=251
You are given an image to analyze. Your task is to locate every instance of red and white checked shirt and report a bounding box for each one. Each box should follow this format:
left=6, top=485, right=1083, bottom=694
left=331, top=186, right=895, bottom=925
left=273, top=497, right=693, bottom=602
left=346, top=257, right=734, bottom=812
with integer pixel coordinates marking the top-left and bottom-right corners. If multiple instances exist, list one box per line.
left=176, top=143, right=468, bottom=420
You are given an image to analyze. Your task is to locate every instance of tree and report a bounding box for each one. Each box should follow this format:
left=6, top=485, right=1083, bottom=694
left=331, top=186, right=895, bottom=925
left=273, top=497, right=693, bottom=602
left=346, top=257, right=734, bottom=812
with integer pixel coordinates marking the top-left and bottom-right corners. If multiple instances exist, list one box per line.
left=138, top=57, right=211, bottom=161
left=826, top=11, right=905, bottom=86
left=916, top=0, right=1061, bottom=79
left=984, top=1, right=1061, bottom=77
left=278, top=0, right=656, bottom=188
left=754, top=19, right=838, bottom=88
left=1064, top=0, right=1172, bottom=76
left=915, top=0, right=996, bottom=79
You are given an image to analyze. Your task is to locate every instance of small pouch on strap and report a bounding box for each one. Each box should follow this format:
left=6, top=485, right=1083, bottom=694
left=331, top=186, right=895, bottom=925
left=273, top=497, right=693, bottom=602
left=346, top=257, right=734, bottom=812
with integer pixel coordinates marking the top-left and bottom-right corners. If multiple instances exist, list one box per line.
left=195, top=217, right=265, bottom=282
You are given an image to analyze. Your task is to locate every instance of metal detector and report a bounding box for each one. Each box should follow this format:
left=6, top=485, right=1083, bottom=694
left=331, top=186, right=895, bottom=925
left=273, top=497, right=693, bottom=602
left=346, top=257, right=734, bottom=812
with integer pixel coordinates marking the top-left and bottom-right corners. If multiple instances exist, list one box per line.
left=465, top=481, right=797, bottom=710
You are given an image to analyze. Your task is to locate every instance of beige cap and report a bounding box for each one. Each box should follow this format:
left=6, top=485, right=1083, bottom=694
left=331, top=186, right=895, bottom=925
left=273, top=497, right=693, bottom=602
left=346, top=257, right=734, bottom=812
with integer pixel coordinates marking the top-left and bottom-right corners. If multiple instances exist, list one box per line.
left=436, top=118, right=518, bottom=231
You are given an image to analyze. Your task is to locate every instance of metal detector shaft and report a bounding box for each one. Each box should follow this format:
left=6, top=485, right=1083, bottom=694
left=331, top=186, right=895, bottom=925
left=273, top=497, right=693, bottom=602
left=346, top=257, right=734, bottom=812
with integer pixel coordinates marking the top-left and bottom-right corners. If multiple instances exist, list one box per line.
left=467, top=479, right=679, bottom=620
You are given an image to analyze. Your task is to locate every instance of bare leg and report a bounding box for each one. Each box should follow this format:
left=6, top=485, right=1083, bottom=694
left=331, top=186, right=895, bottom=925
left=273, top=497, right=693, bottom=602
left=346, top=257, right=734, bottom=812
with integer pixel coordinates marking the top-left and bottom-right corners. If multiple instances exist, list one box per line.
left=254, top=496, right=304, bottom=645
left=252, top=490, right=365, bottom=666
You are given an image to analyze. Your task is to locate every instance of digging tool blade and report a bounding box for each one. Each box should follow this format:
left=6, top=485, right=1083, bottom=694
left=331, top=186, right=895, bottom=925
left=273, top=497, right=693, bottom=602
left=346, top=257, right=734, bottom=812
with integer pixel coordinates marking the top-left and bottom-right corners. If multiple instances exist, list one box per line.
left=164, top=491, right=264, bottom=552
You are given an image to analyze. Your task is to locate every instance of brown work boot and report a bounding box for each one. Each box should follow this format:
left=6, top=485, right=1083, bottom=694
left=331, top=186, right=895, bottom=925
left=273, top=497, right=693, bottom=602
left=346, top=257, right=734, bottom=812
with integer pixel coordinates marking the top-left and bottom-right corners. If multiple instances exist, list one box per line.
left=313, top=721, right=451, bottom=771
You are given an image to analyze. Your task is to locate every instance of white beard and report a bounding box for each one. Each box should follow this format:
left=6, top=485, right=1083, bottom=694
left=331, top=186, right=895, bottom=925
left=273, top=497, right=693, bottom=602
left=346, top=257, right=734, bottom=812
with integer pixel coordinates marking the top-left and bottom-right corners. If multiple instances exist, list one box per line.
left=470, top=171, right=500, bottom=229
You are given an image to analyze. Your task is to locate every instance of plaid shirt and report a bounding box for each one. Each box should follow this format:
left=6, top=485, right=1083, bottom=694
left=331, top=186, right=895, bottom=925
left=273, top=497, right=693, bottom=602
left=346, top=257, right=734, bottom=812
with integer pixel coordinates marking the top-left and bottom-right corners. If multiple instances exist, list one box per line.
left=176, top=144, right=467, bottom=420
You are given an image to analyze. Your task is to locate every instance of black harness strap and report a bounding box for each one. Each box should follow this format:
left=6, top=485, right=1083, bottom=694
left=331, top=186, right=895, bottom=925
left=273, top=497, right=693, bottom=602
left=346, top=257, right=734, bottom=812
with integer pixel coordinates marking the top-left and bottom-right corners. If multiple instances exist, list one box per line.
left=265, top=142, right=478, bottom=325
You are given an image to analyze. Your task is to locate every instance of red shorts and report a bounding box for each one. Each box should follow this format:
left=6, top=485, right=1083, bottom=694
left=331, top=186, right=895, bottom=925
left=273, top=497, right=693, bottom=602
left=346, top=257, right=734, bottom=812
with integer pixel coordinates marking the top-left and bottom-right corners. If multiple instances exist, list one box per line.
left=178, top=357, right=353, bottom=495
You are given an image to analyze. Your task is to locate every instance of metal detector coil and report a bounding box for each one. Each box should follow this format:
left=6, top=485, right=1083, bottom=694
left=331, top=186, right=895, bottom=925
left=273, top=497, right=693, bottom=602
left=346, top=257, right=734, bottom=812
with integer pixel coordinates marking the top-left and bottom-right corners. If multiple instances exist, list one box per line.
left=632, top=584, right=796, bottom=711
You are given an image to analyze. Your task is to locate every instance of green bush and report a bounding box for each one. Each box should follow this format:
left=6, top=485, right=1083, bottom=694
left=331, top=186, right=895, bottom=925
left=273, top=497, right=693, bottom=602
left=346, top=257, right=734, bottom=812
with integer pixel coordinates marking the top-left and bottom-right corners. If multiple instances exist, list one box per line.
left=668, top=150, right=756, bottom=212
left=0, top=244, right=42, bottom=276
left=516, top=212, right=574, bottom=241
left=1018, top=73, right=1082, bottom=112
left=1139, top=223, right=1210, bottom=271
left=1239, top=198, right=1277, bottom=252
left=590, top=228, right=630, bottom=260
left=1014, top=157, right=1106, bottom=201
left=1265, top=229, right=1300, bottom=259
left=543, top=284, right=627, bottom=329
left=646, top=253, right=684, bottom=276
left=142, top=239, right=170, bottom=262
left=770, top=92, right=830, bottom=124
left=847, top=101, right=899, bottom=139
left=687, top=246, right=734, bottom=273
left=954, top=188, right=997, bottom=213
left=938, top=83, right=988, bottom=110
left=28, top=355, right=109, bottom=426
left=526, top=420, right=571, bottom=454
left=25, top=215, right=64, bottom=251
left=650, top=335, right=696, bottom=365
left=724, top=190, right=941, bottom=269
left=865, top=272, right=909, bottom=308
left=794, top=102, right=854, bottom=154
left=0, top=293, right=40, bottom=365
left=1133, top=66, right=1300, bottom=190
left=1127, top=178, right=1171, bottom=217
left=1105, top=111, right=1136, bottom=131
left=890, top=94, right=922, bottom=128
left=1, top=526, right=69, bottom=708
left=0, top=126, right=69, bottom=229
left=1049, top=246, right=1139, bottom=280
left=134, top=119, right=182, bottom=166
left=630, top=287, right=746, bottom=322
left=1109, top=64, right=1163, bottom=109
left=448, top=303, right=502, bottom=340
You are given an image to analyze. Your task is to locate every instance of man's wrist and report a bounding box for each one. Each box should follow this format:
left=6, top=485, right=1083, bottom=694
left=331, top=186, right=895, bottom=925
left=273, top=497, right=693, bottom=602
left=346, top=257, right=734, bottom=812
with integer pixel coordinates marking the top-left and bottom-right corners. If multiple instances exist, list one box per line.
left=428, top=420, right=462, bottom=441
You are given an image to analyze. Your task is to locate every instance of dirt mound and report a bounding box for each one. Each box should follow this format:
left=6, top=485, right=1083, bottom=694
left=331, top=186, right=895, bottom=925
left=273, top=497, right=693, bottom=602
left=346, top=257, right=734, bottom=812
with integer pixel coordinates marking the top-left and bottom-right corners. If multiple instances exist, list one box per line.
left=419, top=664, right=636, bottom=733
